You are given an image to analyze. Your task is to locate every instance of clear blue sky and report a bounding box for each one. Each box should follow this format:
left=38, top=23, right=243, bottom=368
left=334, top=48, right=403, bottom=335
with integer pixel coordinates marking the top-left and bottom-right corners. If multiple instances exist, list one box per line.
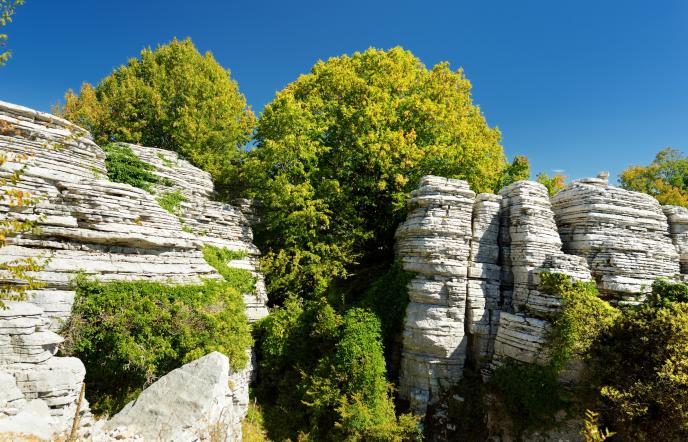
left=1, top=0, right=686, bottom=182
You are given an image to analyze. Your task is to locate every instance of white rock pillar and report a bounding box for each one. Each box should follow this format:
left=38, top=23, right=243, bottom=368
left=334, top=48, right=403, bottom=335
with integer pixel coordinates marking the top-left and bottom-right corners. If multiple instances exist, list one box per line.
left=395, top=176, right=475, bottom=414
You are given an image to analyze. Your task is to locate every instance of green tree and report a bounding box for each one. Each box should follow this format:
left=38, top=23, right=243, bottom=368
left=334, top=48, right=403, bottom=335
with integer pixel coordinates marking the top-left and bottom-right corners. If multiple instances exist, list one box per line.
left=244, top=47, right=518, bottom=303
left=498, top=155, right=531, bottom=188
left=0, top=0, right=24, bottom=65
left=536, top=171, right=566, bottom=196
left=619, top=147, right=688, bottom=206
left=57, top=38, right=255, bottom=194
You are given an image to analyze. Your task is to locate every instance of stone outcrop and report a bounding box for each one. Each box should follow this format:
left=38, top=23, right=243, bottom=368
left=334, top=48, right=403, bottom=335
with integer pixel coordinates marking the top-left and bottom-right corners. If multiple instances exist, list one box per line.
left=466, top=193, right=502, bottom=367
left=0, top=99, right=267, bottom=438
left=552, top=176, right=680, bottom=301
left=395, top=176, right=475, bottom=414
left=100, top=352, right=240, bottom=441
left=395, top=175, right=683, bottom=419
left=128, top=144, right=268, bottom=322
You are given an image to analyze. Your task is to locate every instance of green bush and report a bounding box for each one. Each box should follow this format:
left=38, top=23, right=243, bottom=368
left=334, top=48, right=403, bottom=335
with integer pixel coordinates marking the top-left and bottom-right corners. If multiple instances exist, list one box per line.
left=591, top=282, right=688, bottom=440
left=254, top=298, right=419, bottom=441
left=61, top=276, right=252, bottom=416
left=648, top=277, right=688, bottom=306
left=490, top=273, right=618, bottom=434
left=156, top=189, right=186, bottom=215
left=101, top=143, right=161, bottom=192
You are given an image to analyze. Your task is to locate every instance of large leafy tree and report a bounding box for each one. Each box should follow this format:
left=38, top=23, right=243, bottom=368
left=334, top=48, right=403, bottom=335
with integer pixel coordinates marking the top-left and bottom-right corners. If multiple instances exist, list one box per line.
left=244, top=47, right=522, bottom=303
left=0, top=0, right=24, bottom=65
left=58, top=38, right=255, bottom=193
left=619, top=147, right=688, bottom=206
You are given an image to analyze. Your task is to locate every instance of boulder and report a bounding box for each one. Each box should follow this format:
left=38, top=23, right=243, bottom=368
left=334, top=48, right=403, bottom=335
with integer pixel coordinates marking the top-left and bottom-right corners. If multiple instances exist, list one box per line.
left=104, top=352, right=239, bottom=441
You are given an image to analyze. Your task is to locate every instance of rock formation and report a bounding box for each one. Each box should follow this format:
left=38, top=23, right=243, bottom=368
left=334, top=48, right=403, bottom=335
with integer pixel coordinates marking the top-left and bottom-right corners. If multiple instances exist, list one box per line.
left=395, top=176, right=475, bottom=414
left=396, top=175, right=684, bottom=419
left=0, top=100, right=267, bottom=439
left=552, top=175, right=680, bottom=302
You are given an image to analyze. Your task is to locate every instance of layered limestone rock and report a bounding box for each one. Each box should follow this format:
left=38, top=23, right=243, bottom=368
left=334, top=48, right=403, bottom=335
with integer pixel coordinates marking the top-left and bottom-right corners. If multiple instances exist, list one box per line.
left=395, top=176, right=475, bottom=414
left=662, top=205, right=688, bottom=274
left=466, top=193, right=502, bottom=367
left=552, top=176, right=680, bottom=301
left=0, top=301, right=90, bottom=439
left=128, top=144, right=268, bottom=322
left=490, top=181, right=591, bottom=369
left=0, top=100, right=266, bottom=438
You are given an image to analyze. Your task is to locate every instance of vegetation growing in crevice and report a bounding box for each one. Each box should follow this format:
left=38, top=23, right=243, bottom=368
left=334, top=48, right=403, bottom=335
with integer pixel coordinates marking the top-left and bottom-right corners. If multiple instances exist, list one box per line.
left=202, top=244, right=255, bottom=294
left=156, top=189, right=186, bottom=215
left=157, top=152, right=175, bottom=168
left=489, top=273, right=618, bottom=435
left=61, top=276, right=252, bottom=416
left=101, top=143, right=162, bottom=192
left=254, top=298, right=420, bottom=441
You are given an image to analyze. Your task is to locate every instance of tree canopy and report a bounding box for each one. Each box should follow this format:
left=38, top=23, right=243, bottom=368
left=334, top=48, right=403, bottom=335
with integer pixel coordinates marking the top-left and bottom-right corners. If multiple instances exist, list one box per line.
left=619, top=147, right=688, bottom=206
left=0, top=0, right=24, bottom=66
left=58, top=38, right=255, bottom=194
left=536, top=171, right=566, bottom=196
left=243, top=47, right=524, bottom=303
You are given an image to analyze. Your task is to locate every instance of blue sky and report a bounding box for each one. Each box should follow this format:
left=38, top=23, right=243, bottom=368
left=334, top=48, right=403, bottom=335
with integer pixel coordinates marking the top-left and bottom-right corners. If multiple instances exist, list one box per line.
left=1, top=0, right=686, bottom=182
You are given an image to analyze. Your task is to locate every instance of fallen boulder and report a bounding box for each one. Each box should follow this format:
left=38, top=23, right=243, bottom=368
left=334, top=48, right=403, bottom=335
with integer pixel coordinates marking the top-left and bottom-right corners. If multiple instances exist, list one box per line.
left=102, top=352, right=239, bottom=441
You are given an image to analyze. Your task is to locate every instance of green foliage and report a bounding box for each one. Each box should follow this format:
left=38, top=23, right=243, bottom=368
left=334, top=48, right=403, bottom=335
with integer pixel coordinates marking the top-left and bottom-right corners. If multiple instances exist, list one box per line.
left=202, top=245, right=255, bottom=294
left=490, top=273, right=618, bottom=434
left=540, top=272, right=619, bottom=370
left=243, top=47, right=519, bottom=304
left=157, top=152, right=175, bottom=168
left=358, top=262, right=414, bottom=367
left=62, top=276, right=252, bottom=416
left=101, top=143, right=161, bottom=192
left=619, top=147, right=688, bottom=206
left=254, top=298, right=419, bottom=441
left=497, top=155, right=531, bottom=188
left=648, top=277, right=688, bottom=306
left=58, top=38, right=255, bottom=194
left=581, top=410, right=615, bottom=442
left=0, top=0, right=24, bottom=66
left=491, top=360, right=565, bottom=433
left=591, top=283, right=688, bottom=440
left=536, top=171, right=567, bottom=196
left=156, top=189, right=186, bottom=215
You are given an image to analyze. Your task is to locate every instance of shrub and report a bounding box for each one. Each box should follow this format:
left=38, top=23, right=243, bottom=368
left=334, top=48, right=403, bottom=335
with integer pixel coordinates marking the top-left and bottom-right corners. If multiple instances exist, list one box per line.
left=490, top=273, right=618, bottom=434
left=591, top=292, right=688, bottom=440
left=101, top=143, right=161, bottom=192
left=254, top=298, right=419, bottom=441
left=202, top=244, right=255, bottom=294
left=61, top=276, right=252, bottom=416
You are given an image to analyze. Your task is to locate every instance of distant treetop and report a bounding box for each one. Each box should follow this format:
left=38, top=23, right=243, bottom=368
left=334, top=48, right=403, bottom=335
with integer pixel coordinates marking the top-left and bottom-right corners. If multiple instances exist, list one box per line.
left=56, top=38, right=255, bottom=196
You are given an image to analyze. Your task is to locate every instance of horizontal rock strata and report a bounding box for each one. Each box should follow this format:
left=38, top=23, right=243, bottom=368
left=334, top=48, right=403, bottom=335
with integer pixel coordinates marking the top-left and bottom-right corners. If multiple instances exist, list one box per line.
left=396, top=176, right=475, bottom=414
left=0, top=100, right=266, bottom=438
left=552, top=176, right=680, bottom=301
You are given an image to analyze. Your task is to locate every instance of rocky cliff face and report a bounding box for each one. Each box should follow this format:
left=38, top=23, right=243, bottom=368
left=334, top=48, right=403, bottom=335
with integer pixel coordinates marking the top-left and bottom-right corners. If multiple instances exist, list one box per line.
left=395, top=173, right=684, bottom=427
left=0, top=100, right=267, bottom=440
